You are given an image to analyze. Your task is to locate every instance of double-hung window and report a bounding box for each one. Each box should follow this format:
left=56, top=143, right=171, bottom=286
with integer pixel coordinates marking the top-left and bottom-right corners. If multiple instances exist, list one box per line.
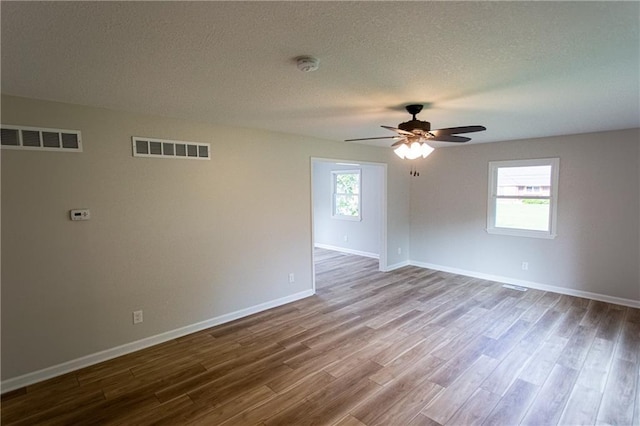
left=332, top=169, right=361, bottom=221
left=487, top=158, right=559, bottom=239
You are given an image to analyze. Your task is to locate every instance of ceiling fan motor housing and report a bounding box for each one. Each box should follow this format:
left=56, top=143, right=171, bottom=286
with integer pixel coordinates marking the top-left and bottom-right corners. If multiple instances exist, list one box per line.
left=399, top=119, right=431, bottom=133
left=400, top=104, right=430, bottom=133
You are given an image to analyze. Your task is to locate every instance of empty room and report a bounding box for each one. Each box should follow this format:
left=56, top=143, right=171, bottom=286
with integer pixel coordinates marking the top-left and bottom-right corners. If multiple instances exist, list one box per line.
left=1, top=2, right=639, bottom=425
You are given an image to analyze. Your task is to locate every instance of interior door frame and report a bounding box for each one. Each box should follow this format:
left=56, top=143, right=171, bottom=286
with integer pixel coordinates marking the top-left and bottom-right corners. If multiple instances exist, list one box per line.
left=310, top=157, right=388, bottom=293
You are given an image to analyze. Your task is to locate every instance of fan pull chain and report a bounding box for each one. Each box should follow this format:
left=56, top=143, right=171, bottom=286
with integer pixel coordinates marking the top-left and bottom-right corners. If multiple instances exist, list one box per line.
left=409, top=166, right=420, bottom=177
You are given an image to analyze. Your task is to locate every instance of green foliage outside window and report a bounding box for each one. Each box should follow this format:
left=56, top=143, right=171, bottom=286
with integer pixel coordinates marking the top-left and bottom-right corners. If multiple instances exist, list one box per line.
left=333, top=171, right=360, bottom=218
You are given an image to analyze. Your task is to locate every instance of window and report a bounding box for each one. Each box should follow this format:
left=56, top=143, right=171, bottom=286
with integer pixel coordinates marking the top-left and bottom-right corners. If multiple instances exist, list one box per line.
left=487, top=158, right=559, bottom=238
left=332, top=170, right=361, bottom=220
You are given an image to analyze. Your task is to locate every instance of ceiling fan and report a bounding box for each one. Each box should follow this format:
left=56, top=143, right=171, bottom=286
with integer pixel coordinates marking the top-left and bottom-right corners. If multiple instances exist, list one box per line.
left=345, top=104, right=486, bottom=159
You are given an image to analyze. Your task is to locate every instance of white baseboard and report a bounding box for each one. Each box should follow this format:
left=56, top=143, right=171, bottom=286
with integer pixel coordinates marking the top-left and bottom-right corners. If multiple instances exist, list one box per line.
left=5, top=260, right=637, bottom=394
left=410, top=260, right=640, bottom=309
left=382, top=260, right=410, bottom=272
left=1, top=289, right=315, bottom=394
left=314, top=243, right=379, bottom=259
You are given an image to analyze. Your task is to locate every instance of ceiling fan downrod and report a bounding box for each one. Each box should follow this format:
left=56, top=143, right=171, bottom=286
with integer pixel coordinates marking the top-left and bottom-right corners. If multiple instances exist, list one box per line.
left=405, top=104, right=423, bottom=120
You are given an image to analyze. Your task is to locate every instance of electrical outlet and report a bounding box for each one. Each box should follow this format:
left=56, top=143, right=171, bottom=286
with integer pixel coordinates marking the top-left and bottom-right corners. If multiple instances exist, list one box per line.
left=288, top=273, right=295, bottom=283
left=521, top=262, right=529, bottom=271
left=398, top=247, right=402, bottom=255
left=343, top=235, right=348, bottom=242
left=133, top=310, right=143, bottom=324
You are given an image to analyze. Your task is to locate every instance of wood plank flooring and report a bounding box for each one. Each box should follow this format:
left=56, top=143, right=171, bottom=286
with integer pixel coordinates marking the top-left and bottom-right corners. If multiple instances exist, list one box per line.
left=2, top=248, right=639, bottom=425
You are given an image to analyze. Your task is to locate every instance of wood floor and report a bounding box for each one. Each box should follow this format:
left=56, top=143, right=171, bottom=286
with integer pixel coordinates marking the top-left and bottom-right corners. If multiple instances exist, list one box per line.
left=2, top=248, right=639, bottom=425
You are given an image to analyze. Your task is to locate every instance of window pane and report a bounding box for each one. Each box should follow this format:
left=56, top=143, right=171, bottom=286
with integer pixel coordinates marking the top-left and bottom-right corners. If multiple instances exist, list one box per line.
left=336, top=173, right=359, bottom=194
left=495, top=198, right=550, bottom=231
left=497, top=165, right=551, bottom=196
left=335, top=194, right=359, bottom=217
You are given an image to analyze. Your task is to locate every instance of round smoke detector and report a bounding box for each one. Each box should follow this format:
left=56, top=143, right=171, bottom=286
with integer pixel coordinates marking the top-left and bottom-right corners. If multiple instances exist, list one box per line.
left=296, top=56, right=320, bottom=72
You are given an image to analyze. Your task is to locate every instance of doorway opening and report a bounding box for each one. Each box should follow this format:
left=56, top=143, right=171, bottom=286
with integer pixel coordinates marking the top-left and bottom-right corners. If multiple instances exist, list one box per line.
left=310, top=157, right=387, bottom=292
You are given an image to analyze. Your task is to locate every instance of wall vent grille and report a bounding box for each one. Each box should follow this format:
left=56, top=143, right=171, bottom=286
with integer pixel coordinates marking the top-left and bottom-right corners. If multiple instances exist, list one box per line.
left=0, top=125, right=82, bottom=152
left=132, top=137, right=210, bottom=160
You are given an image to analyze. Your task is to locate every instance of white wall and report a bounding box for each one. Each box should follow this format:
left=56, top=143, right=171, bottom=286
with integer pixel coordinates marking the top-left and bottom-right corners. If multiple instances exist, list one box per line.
left=410, top=128, right=640, bottom=303
left=0, top=95, right=411, bottom=383
left=313, top=161, right=383, bottom=257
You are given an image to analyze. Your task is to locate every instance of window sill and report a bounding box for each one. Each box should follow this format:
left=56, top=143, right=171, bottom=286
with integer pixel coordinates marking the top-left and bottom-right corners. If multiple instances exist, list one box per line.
left=486, top=227, right=556, bottom=239
left=332, top=215, right=362, bottom=222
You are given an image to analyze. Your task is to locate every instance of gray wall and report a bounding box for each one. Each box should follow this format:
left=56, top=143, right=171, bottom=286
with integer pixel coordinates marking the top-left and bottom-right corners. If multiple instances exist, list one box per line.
left=410, top=128, right=640, bottom=302
left=0, top=95, right=411, bottom=380
left=313, top=161, right=383, bottom=257
left=3, top=93, right=637, bottom=384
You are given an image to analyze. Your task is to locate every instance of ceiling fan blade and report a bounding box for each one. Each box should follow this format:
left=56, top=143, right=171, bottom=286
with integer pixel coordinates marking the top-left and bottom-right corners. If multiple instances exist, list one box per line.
left=429, top=135, right=471, bottom=143
left=344, top=136, right=400, bottom=142
left=430, top=125, right=486, bottom=136
left=391, top=138, right=409, bottom=147
left=381, top=125, right=414, bottom=136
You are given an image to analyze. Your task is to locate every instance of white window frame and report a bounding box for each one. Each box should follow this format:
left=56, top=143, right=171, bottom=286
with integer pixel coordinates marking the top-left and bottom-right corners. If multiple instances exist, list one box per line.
left=487, top=158, right=559, bottom=239
left=332, top=169, right=362, bottom=221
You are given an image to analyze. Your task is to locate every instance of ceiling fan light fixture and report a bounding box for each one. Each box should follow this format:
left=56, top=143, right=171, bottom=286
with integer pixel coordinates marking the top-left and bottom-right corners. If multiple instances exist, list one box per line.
left=421, top=142, right=435, bottom=158
left=394, top=141, right=434, bottom=160
left=393, top=143, right=408, bottom=159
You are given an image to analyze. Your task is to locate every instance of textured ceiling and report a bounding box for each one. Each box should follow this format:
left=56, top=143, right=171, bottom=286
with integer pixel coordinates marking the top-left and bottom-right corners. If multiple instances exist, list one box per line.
left=2, top=1, right=639, bottom=148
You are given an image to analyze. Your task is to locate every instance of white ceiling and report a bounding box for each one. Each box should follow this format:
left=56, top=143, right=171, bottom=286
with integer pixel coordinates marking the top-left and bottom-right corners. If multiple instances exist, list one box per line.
left=2, top=1, right=639, bottom=148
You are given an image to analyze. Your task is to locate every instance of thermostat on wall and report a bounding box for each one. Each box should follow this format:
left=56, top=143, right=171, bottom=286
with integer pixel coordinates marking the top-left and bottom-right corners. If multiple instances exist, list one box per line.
left=70, top=209, right=90, bottom=221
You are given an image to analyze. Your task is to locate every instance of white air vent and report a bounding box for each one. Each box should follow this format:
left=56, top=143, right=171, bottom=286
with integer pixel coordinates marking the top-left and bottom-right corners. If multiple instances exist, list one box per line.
left=132, top=137, right=210, bottom=160
left=0, top=125, right=82, bottom=152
